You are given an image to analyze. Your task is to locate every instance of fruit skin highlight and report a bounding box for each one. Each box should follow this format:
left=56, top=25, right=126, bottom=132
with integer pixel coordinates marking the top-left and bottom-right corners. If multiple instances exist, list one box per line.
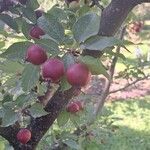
left=26, top=44, right=47, bottom=65
left=41, top=58, right=65, bottom=82
left=17, top=128, right=31, bottom=144
left=66, top=63, right=91, bottom=87
left=29, top=26, right=45, bottom=39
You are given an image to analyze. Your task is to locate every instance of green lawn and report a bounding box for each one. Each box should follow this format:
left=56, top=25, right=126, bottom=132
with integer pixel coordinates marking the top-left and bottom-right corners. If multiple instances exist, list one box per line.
left=95, top=96, right=150, bottom=150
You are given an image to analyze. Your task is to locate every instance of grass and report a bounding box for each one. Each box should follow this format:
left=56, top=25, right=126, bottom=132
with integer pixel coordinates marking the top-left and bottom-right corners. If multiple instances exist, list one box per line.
left=96, top=96, right=150, bottom=150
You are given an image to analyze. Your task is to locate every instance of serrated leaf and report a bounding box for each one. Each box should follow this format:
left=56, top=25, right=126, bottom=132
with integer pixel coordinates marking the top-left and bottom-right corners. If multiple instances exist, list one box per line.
left=0, top=41, right=32, bottom=61
left=21, top=7, right=36, bottom=24
left=80, top=36, right=126, bottom=51
left=79, top=56, right=110, bottom=79
left=29, top=103, right=48, bottom=118
left=2, top=109, right=18, bottom=127
left=0, top=60, right=24, bottom=73
left=34, top=39, right=59, bottom=55
left=60, top=76, right=71, bottom=92
left=0, top=14, right=19, bottom=32
left=57, top=110, right=70, bottom=127
left=73, top=13, right=100, bottom=43
left=21, top=64, right=40, bottom=92
left=37, top=16, right=64, bottom=43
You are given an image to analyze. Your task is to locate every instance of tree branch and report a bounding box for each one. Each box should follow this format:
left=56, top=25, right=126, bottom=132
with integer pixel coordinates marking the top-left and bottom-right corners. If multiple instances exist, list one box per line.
left=109, top=75, right=150, bottom=94
left=93, top=26, right=126, bottom=116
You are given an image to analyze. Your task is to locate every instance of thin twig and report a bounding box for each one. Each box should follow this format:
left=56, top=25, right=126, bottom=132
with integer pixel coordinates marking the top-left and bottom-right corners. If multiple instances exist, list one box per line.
left=109, top=75, right=150, bottom=94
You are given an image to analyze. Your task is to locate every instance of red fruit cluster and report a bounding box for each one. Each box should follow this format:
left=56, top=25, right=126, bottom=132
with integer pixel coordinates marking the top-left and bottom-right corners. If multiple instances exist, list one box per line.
left=29, top=26, right=45, bottom=39
left=17, top=128, right=31, bottom=144
left=25, top=43, right=91, bottom=86
left=66, top=101, right=83, bottom=113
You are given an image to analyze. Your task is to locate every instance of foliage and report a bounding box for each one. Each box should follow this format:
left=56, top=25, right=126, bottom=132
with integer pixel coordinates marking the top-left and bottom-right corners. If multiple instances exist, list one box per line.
left=0, top=0, right=149, bottom=149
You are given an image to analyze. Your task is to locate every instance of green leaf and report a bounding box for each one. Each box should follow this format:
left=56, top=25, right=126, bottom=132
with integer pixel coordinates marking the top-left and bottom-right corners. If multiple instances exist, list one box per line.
left=80, top=36, right=126, bottom=51
left=63, top=139, right=79, bottom=150
left=73, top=13, right=100, bottom=43
left=47, top=7, right=68, bottom=22
left=21, top=7, right=36, bottom=24
left=0, top=41, right=5, bottom=48
left=0, top=14, right=19, bottom=32
left=57, top=110, right=70, bottom=127
left=62, top=53, right=75, bottom=69
left=29, top=103, right=48, bottom=118
left=21, top=64, right=40, bottom=92
left=0, top=41, right=32, bottom=61
left=0, top=60, right=24, bottom=74
left=79, top=55, right=110, bottom=79
left=60, top=76, right=71, bottom=92
left=2, top=94, right=13, bottom=104
left=37, top=16, right=64, bottom=43
left=2, top=109, right=18, bottom=127
left=15, top=94, right=35, bottom=108
left=27, top=0, right=39, bottom=10
left=34, top=39, right=59, bottom=55
left=77, top=5, right=91, bottom=17
left=21, top=19, right=32, bottom=39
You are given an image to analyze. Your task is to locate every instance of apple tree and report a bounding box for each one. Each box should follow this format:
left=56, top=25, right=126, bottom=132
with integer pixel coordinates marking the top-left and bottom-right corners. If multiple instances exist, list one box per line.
left=0, top=0, right=150, bottom=149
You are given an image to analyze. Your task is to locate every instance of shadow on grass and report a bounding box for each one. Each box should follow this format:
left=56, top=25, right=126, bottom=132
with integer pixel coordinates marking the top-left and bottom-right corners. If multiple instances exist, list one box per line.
left=99, top=125, right=150, bottom=150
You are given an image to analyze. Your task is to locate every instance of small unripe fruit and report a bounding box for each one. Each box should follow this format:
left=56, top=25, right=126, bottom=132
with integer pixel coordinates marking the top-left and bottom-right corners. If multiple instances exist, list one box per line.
left=66, top=102, right=80, bottom=113
left=41, top=58, right=65, bottom=82
left=29, top=26, right=45, bottom=39
left=35, top=9, right=44, bottom=19
left=66, top=63, right=91, bottom=87
left=26, top=44, right=47, bottom=65
left=17, top=129, right=31, bottom=144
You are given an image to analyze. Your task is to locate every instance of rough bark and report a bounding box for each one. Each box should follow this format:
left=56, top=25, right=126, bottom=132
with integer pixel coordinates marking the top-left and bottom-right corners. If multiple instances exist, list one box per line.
left=0, top=0, right=150, bottom=149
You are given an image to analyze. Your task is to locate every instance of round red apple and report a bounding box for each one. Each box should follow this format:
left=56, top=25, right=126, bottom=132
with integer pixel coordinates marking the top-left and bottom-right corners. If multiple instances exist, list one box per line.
left=17, top=128, right=31, bottom=144
left=26, top=44, right=47, bottom=65
left=41, top=58, right=65, bottom=82
left=66, top=63, right=91, bottom=87
left=66, top=102, right=80, bottom=113
left=29, top=26, right=45, bottom=39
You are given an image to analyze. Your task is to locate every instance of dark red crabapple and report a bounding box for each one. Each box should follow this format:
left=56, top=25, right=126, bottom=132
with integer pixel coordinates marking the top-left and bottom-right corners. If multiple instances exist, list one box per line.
left=29, top=26, right=45, bottom=39
left=35, top=9, right=44, bottom=19
left=41, top=58, right=65, bottom=82
left=26, top=44, right=47, bottom=65
left=66, top=102, right=80, bottom=113
left=17, top=128, right=31, bottom=144
left=66, top=63, right=91, bottom=87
